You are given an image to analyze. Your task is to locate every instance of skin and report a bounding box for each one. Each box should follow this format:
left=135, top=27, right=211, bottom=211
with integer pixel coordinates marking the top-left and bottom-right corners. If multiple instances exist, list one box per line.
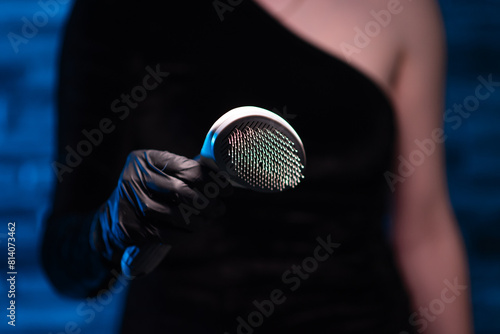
left=253, top=0, right=473, bottom=333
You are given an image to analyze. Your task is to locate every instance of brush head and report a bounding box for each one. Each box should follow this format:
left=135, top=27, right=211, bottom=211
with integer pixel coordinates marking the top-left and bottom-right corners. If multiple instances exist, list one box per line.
left=201, top=106, right=306, bottom=192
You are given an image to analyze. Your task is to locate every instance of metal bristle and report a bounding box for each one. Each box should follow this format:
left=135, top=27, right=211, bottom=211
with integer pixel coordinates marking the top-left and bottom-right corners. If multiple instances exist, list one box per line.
left=227, top=126, right=304, bottom=191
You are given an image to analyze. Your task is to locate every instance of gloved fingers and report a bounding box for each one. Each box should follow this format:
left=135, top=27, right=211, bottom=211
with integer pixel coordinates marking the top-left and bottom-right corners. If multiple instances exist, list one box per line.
left=145, top=180, right=227, bottom=224
left=131, top=149, right=233, bottom=205
left=143, top=150, right=205, bottom=184
left=122, top=150, right=200, bottom=199
left=120, top=150, right=231, bottom=239
left=136, top=199, right=212, bottom=244
left=144, top=149, right=234, bottom=196
left=113, top=191, right=201, bottom=246
left=123, top=175, right=224, bottom=228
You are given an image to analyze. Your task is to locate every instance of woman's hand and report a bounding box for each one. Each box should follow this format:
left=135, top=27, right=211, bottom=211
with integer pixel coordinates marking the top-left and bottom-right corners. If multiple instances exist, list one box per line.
left=91, top=149, right=232, bottom=277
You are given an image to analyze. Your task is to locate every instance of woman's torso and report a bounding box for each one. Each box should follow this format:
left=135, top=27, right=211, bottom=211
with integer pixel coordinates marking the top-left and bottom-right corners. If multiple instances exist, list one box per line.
left=59, top=0, right=413, bottom=332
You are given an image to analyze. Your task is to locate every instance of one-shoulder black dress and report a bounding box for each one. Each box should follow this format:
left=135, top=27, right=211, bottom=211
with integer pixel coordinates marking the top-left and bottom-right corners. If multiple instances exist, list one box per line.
left=43, top=1, right=416, bottom=333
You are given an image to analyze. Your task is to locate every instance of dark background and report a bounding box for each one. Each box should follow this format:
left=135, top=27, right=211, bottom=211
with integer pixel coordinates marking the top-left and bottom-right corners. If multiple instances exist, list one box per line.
left=0, top=0, right=498, bottom=333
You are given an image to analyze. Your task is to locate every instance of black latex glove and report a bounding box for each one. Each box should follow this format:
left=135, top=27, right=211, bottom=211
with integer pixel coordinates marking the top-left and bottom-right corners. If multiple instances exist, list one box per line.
left=91, top=150, right=232, bottom=278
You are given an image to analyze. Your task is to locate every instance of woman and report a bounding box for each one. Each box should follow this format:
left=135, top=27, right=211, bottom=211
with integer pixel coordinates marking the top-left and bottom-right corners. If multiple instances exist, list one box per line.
left=42, top=0, right=473, bottom=333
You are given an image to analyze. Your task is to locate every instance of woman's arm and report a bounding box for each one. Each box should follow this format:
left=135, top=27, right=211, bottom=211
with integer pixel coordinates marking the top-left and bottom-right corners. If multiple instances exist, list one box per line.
left=40, top=0, right=141, bottom=298
left=390, top=1, right=473, bottom=333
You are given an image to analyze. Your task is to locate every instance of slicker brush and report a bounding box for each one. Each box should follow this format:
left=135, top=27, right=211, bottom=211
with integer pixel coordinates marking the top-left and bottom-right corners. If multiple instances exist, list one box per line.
left=200, top=106, right=306, bottom=192
left=122, top=106, right=306, bottom=279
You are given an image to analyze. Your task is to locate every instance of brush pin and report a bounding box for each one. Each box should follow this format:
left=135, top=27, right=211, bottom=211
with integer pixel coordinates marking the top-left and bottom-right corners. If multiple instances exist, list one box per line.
left=227, top=126, right=304, bottom=191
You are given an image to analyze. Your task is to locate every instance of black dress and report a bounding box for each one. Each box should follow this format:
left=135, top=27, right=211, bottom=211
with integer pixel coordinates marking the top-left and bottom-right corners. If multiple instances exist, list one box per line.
left=42, top=1, right=416, bottom=333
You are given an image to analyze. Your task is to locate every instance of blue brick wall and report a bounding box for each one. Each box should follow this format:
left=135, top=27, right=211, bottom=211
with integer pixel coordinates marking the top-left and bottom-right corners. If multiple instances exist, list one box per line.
left=0, top=1, right=125, bottom=333
left=0, top=0, right=498, bottom=333
left=440, top=2, right=500, bottom=333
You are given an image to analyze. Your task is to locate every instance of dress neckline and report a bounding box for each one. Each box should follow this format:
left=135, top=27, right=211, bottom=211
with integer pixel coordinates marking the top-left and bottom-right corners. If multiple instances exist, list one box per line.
left=246, top=0, right=396, bottom=114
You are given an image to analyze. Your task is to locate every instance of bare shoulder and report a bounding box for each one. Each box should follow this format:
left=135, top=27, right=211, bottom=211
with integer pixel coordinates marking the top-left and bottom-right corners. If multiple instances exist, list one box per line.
left=329, top=0, right=412, bottom=97
left=391, top=0, right=447, bottom=109
left=387, top=0, right=448, bottom=200
left=396, top=0, right=446, bottom=54
left=253, top=0, right=444, bottom=96
left=339, top=0, right=446, bottom=99
left=254, top=0, right=410, bottom=94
